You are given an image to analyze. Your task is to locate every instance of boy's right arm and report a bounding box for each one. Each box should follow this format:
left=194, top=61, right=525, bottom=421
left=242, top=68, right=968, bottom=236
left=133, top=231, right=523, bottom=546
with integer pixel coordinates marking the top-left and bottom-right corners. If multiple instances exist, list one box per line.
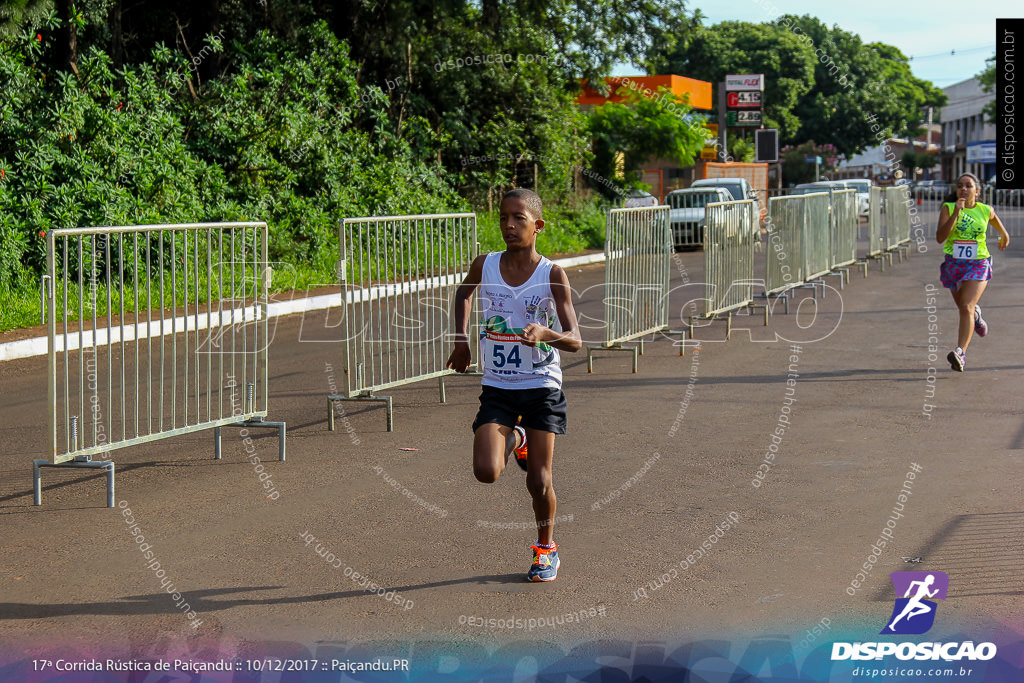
left=445, top=254, right=486, bottom=373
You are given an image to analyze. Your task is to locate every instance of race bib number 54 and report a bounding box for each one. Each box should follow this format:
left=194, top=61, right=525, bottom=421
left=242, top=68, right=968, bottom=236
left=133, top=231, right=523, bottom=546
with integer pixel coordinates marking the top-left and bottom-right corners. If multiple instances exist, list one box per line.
left=953, top=240, right=980, bottom=259
left=483, top=331, right=529, bottom=372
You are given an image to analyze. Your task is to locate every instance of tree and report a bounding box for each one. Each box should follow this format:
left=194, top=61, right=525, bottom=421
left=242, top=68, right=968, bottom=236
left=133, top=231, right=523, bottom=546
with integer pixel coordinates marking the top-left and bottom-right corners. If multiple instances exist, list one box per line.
left=775, top=15, right=943, bottom=157
left=645, top=20, right=816, bottom=143
left=781, top=141, right=839, bottom=185
left=647, top=15, right=947, bottom=157
left=586, top=87, right=708, bottom=196
left=0, top=0, right=51, bottom=37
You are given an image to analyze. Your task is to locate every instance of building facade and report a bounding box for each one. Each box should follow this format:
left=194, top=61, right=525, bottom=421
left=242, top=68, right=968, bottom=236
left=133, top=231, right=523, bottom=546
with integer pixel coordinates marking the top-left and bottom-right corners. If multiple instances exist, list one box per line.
left=941, top=77, right=996, bottom=183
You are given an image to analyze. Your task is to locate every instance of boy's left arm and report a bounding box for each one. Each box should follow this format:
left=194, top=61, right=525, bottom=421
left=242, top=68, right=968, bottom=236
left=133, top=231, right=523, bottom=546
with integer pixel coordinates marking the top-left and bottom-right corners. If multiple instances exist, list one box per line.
left=521, top=265, right=582, bottom=352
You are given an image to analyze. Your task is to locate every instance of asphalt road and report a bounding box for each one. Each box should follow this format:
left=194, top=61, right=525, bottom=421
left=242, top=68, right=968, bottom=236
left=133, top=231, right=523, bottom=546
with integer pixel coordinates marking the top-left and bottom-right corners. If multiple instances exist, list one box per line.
left=1, top=210, right=1022, bottom=678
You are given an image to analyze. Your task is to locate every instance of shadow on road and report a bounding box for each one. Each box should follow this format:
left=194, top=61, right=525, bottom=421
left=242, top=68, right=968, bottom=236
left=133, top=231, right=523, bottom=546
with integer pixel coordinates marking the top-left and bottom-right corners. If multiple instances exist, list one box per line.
left=0, top=574, right=529, bottom=620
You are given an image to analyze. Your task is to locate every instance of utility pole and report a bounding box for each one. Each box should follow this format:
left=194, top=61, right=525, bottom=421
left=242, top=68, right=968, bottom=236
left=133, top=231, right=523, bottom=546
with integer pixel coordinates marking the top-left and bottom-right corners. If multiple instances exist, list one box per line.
left=717, top=82, right=727, bottom=162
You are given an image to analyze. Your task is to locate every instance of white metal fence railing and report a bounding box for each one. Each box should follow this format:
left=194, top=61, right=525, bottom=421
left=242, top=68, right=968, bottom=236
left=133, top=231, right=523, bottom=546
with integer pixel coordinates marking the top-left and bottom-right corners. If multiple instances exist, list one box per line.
left=802, top=192, right=832, bottom=282
left=587, top=205, right=674, bottom=372
left=831, top=189, right=858, bottom=270
left=691, top=199, right=757, bottom=338
left=981, top=187, right=1024, bottom=237
left=328, top=213, right=478, bottom=430
left=884, top=186, right=913, bottom=249
left=765, top=194, right=805, bottom=296
left=867, top=186, right=885, bottom=257
left=38, top=222, right=286, bottom=507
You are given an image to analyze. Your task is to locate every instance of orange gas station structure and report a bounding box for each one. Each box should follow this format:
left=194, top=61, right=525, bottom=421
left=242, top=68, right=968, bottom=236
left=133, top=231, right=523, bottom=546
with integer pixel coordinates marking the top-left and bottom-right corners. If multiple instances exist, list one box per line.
left=576, top=75, right=713, bottom=110
left=576, top=75, right=733, bottom=197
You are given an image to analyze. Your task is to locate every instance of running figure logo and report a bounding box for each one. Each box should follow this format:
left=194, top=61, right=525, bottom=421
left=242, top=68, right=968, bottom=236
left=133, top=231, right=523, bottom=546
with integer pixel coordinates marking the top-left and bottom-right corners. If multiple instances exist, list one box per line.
left=881, top=571, right=949, bottom=635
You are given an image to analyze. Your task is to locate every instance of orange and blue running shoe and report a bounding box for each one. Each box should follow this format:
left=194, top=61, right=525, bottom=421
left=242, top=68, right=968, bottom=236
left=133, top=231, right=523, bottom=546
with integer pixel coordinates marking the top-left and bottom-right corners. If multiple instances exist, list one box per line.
left=512, top=423, right=528, bottom=471
left=527, top=543, right=559, bottom=582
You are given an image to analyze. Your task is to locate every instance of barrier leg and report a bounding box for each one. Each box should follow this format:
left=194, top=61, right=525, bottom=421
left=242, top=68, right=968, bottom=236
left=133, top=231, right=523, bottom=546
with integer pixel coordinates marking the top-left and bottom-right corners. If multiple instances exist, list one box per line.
left=33, top=458, right=115, bottom=508
left=33, top=459, right=42, bottom=506
left=328, top=394, right=394, bottom=432
left=677, top=330, right=687, bottom=356
left=231, top=419, right=287, bottom=460
left=585, top=345, right=640, bottom=373
left=214, top=426, right=222, bottom=460
left=439, top=376, right=446, bottom=404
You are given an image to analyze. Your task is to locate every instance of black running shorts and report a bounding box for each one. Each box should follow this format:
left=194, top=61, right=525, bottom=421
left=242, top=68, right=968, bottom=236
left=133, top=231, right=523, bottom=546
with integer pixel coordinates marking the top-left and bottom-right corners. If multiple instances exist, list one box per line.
left=472, top=385, right=567, bottom=434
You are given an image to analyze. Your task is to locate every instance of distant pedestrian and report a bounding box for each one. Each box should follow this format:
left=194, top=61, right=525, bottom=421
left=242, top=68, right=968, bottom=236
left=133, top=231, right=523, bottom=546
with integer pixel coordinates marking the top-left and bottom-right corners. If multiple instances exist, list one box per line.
left=935, top=172, right=1010, bottom=371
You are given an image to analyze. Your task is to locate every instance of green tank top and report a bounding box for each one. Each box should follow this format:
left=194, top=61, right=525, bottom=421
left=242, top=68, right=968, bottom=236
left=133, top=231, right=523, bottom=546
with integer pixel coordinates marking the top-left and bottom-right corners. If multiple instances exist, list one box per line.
left=942, top=202, right=991, bottom=259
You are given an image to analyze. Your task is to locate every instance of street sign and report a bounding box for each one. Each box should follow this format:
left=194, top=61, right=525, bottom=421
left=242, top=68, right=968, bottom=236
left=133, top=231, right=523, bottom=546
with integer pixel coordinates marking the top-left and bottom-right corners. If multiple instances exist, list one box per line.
left=725, top=74, right=765, bottom=91
left=755, top=129, right=779, bottom=163
left=804, top=155, right=822, bottom=164
left=726, top=110, right=762, bottom=127
left=727, top=91, right=762, bottom=108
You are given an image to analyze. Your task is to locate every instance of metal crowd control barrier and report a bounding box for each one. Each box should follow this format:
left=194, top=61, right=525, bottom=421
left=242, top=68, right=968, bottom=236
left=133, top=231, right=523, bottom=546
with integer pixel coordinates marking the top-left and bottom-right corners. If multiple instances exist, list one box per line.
left=982, top=187, right=1024, bottom=237
left=666, top=190, right=717, bottom=249
left=883, top=186, right=913, bottom=262
left=763, top=194, right=806, bottom=313
left=688, top=199, right=758, bottom=339
left=328, top=213, right=477, bottom=430
left=37, top=222, right=286, bottom=507
left=802, top=193, right=832, bottom=284
left=867, top=186, right=885, bottom=260
left=587, top=205, right=678, bottom=372
left=830, top=189, right=859, bottom=283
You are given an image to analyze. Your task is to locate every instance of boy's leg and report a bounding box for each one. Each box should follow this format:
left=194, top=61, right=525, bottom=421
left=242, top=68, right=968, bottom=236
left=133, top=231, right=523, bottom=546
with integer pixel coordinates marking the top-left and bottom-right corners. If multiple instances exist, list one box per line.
left=473, top=423, right=519, bottom=483
left=525, top=428, right=556, bottom=545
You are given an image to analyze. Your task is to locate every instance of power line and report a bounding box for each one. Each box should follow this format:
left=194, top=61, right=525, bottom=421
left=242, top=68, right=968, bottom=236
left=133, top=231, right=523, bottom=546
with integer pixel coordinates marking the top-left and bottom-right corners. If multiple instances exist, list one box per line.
left=908, top=46, right=991, bottom=61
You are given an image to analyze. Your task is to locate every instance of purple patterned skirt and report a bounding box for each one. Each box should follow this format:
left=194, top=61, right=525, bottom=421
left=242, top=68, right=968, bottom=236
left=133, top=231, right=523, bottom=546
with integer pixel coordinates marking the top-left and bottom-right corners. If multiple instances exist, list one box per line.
left=940, top=254, right=992, bottom=290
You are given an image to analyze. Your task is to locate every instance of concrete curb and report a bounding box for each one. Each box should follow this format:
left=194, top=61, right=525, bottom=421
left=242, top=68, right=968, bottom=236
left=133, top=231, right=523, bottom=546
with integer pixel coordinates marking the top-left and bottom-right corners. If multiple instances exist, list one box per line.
left=0, top=252, right=607, bottom=363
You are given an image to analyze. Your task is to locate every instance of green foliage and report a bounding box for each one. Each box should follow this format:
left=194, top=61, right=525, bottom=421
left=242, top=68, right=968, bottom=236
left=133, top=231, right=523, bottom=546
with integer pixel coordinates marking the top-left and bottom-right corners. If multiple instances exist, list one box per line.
left=0, top=19, right=466, bottom=298
left=587, top=87, right=707, bottom=196
left=476, top=201, right=607, bottom=256
left=646, top=15, right=947, bottom=157
left=0, top=0, right=52, bottom=37
left=781, top=141, right=839, bottom=185
left=901, top=149, right=939, bottom=180
left=775, top=15, right=946, bottom=156
left=728, top=136, right=755, bottom=163
left=646, top=20, right=817, bottom=142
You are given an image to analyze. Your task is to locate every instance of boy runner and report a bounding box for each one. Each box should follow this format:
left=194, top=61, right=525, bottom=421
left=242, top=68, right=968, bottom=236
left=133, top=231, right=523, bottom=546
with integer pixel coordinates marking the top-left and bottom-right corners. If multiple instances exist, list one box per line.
left=446, top=188, right=581, bottom=581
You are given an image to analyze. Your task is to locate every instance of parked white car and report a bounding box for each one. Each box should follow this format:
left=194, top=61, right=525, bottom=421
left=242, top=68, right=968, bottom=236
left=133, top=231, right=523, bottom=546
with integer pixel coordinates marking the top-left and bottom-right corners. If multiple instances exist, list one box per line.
left=666, top=187, right=732, bottom=248
left=840, top=179, right=872, bottom=218
left=690, top=177, right=761, bottom=225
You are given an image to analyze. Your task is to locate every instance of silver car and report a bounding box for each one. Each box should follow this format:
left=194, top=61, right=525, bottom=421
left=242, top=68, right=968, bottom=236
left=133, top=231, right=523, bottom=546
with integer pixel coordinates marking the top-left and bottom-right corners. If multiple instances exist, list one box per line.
left=666, top=187, right=732, bottom=248
left=793, top=181, right=868, bottom=218
left=841, top=179, right=872, bottom=217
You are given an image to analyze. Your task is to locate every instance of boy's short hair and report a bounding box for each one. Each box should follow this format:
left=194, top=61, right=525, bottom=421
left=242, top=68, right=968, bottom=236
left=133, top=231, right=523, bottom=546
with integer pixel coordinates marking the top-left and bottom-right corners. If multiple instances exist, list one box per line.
left=502, top=188, right=543, bottom=220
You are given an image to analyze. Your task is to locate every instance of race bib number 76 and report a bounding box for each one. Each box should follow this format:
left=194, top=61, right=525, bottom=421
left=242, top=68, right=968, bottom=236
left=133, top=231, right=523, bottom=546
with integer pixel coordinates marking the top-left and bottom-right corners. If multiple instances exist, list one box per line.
left=953, top=240, right=980, bottom=259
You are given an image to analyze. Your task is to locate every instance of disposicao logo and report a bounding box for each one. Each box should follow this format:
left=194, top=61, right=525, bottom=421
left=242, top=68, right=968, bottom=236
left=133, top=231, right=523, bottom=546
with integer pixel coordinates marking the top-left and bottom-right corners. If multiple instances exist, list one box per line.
left=881, top=571, right=948, bottom=635
left=831, top=570, right=997, bottom=663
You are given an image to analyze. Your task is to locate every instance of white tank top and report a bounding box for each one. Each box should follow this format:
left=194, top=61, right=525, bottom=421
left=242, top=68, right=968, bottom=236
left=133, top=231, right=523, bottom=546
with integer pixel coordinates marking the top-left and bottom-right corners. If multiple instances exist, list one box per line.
left=478, top=252, right=562, bottom=389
